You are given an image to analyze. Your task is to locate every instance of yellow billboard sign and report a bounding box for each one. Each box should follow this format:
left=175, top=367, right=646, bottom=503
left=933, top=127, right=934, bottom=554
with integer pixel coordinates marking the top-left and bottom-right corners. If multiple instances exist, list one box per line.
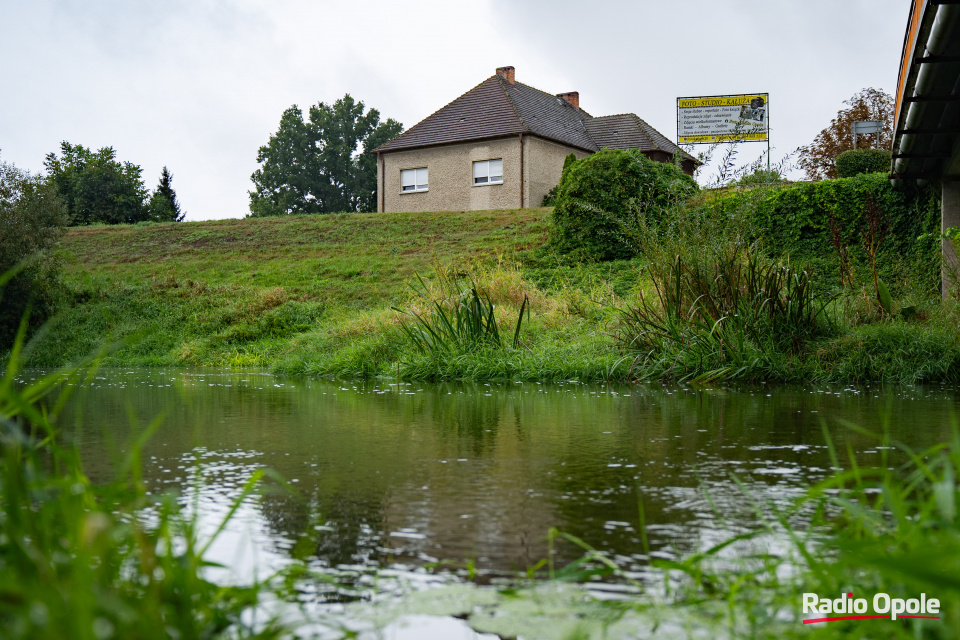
left=677, top=93, right=769, bottom=144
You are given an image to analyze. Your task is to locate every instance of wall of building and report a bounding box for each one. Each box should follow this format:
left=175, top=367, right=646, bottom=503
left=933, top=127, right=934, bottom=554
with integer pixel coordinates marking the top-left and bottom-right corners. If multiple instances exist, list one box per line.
left=380, top=138, right=522, bottom=212
left=522, top=136, right=591, bottom=208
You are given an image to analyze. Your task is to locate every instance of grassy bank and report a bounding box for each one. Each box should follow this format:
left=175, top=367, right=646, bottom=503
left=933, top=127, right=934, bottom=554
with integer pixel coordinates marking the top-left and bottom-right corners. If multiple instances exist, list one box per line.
left=27, top=209, right=544, bottom=365
left=18, top=204, right=960, bottom=384
left=7, top=204, right=960, bottom=637
left=25, top=208, right=631, bottom=380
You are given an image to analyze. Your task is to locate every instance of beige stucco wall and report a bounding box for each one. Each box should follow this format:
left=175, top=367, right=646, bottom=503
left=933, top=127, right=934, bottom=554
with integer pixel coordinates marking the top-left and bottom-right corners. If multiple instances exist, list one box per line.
left=380, top=138, right=522, bottom=212
left=522, top=136, right=591, bottom=208
left=378, top=135, right=592, bottom=212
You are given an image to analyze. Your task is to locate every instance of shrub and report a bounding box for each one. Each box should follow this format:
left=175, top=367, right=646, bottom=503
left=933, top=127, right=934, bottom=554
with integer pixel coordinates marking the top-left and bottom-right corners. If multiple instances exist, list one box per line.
left=735, top=168, right=784, bottom=186
left=551, top=149, right=698, bottom=261
left=835, top=148, right=891, bottom=178
left=0, top=158, right=68, bottom=345
left=702, top=173, right=940, bottom=296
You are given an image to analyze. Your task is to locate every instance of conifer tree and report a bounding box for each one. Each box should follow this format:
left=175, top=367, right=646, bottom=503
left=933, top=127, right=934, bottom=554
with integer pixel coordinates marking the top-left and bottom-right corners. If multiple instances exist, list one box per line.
left=148, top=166, right=184, bottom=222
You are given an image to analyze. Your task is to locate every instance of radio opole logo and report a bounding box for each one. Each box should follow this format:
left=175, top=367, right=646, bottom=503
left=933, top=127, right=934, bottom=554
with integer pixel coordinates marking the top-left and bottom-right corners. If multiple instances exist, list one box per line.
left=803, top=592, right=941, bottom=624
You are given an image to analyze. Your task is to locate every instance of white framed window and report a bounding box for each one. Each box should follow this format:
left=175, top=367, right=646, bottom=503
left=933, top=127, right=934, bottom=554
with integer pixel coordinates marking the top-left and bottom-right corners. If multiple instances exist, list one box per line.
left=473, top=159, right=503, bottom=185
left=401, top=167, right=428, bottom=192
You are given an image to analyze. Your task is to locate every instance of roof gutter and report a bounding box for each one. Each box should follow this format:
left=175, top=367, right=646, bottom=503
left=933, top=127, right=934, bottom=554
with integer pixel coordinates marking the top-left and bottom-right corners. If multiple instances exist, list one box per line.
left=375, top=132, right=596, bottom=156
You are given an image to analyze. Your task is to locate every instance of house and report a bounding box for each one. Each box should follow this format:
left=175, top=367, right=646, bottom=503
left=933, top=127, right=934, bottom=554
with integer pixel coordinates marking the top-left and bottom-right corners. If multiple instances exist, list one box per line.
left=373, top=66, right=697, bottom=213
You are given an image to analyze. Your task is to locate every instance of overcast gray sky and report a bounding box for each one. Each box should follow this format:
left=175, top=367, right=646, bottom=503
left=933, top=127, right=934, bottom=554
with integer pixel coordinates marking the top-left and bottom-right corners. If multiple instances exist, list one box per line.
left=0, top=0, right=907, bottom=221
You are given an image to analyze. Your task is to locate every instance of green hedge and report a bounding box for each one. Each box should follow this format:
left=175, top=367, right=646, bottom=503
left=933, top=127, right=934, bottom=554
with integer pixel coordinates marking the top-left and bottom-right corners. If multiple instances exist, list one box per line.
left=551, top=149, right=698, bottom=261
left=835, top=148, right=891, bottom=178
left=704, top=173, right=940, bottom=295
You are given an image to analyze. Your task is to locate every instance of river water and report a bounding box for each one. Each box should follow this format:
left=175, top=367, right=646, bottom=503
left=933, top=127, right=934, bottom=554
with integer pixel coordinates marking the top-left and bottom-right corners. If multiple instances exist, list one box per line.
left=28, top=368, right=960, bottom=635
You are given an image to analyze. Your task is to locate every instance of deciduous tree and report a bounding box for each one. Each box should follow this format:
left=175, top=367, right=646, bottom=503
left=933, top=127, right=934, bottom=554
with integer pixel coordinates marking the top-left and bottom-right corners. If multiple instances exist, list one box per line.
left=44, top=142, right=150, bottom=225
left=0, top=155, right=68, bottom=344
left=797, top=88, right=894, bottom=181
left=249, top=94, right=402, bottom=216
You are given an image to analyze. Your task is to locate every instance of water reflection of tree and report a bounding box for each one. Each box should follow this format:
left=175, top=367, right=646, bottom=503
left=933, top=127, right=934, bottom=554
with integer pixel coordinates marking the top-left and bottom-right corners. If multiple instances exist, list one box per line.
left=426, top=382, right=502, bottom=457
left=58, top=372, right=960, bottom=583
left=259, top=490, right=385, bottom=570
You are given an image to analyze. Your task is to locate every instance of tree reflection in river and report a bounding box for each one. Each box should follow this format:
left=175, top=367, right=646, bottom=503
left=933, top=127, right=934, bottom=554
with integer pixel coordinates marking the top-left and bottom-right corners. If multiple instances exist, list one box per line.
left=45, top=369, right=956, bottom=584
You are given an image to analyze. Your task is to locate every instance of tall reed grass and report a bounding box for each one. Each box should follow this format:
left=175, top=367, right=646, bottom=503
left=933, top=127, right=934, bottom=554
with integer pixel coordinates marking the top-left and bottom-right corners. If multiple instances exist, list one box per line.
left=393, top=270, right=529, bottom=358
left=617, top=244, right=834, bottom=382
left=612, top=196, right=835, bottom=382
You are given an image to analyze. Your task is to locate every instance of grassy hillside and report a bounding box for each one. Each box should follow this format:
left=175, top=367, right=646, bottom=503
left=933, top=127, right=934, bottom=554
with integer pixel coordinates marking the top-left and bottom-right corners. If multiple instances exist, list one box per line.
left=28, top=208, right=626, bottom=379
left=61, top=208, right=551, bottom=301
left=23, top=205, right=960, bottom=384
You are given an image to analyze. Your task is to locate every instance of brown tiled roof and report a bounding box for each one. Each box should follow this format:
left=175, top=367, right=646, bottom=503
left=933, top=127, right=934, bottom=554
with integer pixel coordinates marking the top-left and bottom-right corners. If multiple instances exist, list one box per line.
left=373, top=76, right=526, bottom=153
left=502, top=81, right=598, bottom=152
left=586, top=114, right=695, bottom=161
left=374, top=74, right=695, bottom=163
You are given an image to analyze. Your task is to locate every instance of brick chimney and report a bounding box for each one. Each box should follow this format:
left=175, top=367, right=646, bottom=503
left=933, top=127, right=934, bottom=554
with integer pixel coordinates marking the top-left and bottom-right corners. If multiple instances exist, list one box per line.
left=496, top=66, right=515, bottom=84
left=557, top=91, right=580, bottom=109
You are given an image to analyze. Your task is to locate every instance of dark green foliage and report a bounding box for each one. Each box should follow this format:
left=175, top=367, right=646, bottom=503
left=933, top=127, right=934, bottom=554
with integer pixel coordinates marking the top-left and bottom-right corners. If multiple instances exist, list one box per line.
left=44, top=142, right=150, bottom=225
left=835, top=148, right=891, bottom=178
left=147, top=166, right=184, bottom=222
left=249, top=94, right=403, bottom=216
left=551, top=149, right=698, bottom=261
left=0, top=158, right=68, bottom=345
left=541, top=153, right=578, bottom=206
left=704, top=173, right=941, bottom=296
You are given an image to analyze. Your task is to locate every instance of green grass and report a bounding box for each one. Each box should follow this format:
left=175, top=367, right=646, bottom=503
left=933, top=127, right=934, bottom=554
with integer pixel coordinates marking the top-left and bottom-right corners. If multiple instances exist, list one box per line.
left=28, top=209, right=565, bottom=371
left=15, top=206, right=960, bottom=385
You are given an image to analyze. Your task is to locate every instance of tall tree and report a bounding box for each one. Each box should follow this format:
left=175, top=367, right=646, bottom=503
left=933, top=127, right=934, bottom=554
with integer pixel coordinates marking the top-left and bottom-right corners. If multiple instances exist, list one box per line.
left=249, top=94, right=403, bottom=216
left=44, top=142, right=150, bottom=225
left=147, top=166, right=185, bottom=222
left=0, top=154, right=68, bottom=343
left=797, top=88, right=894, bottom=181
